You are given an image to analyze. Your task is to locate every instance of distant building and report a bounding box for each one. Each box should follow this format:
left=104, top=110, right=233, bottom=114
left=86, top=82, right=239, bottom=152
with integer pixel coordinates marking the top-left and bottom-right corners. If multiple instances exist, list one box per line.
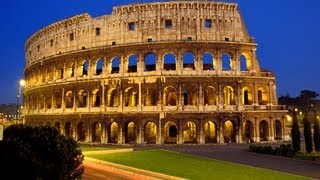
left=23, top=0, right=287, bottom=144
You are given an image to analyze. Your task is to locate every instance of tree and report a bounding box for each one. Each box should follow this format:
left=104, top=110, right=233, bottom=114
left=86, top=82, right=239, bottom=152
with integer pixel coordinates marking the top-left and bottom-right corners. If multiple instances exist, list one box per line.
left=314, top=112, right=320, bottom=152
left=0, top=125, right=84, bottom=179
left=297, top=90, right=319, bottom=111
left=291, top=110, right=300, bottom=153
left=303, top=113, right=313, bottom=153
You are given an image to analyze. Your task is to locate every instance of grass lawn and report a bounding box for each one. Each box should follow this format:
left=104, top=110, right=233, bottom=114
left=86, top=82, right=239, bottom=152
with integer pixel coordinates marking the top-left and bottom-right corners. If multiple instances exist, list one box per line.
left=87, top=150, right=307, bottom=180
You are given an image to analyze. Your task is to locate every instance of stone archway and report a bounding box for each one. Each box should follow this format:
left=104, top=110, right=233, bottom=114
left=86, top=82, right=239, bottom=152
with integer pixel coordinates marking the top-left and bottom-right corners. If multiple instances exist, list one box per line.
left=164, top=121, right=177, bottom=144
left=259, top=120, right=269, bottom=141
left=64, top=122, right=72, bottom=138
left=54, top=122, right=61, bottom=133
left=109, top=122, right=119, bottom=143
left=125, top=122, right=136, bottom=143
left=144, top=122, right=157, bottom=144
left=204, top=121, right=217, bottom=143
left=243, top=120, right=254, bottom=142
left=223, top=120, right=235, bottom=143
left=274, top=120, right=282, bottom=140
left=92, top=122, right=102, bottom=142
left=77, top=122, right=86, bottom=141
left=183, top=121, right=197, bottom=143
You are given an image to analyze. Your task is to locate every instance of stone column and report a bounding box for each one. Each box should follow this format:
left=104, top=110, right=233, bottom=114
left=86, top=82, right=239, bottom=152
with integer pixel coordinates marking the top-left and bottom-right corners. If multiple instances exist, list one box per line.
left=216, top=52, right=222, bottom=75
left=73, top=90, right=76, bottom=112
left=101, top=82, right=105, bottom=109
left=63, top=62, right=66, bottom=79
left=158, top=113, right=164, bottom=144
left=61, top=88, right=65, bottom=112
left=268, top=82, right=273, bottom=105
left=138, top=82, right=142, bottom=111
left=253, top=83, right=258, bottom=105
left=269, top=117, right=274, bottom=141
left=254, top=117, right=260, bottom=142
left=199, top=119, right=205, bottom=144
left=198, top=83, right=203, bottom=111
left=219, top=117, right=224, bottom=143
left=178, top=120, right=183, bottom=144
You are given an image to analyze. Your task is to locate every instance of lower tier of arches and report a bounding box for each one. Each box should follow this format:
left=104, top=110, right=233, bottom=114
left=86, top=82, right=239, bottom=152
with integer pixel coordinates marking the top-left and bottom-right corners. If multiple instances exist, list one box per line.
left=25, top=112, right=288, bottom=144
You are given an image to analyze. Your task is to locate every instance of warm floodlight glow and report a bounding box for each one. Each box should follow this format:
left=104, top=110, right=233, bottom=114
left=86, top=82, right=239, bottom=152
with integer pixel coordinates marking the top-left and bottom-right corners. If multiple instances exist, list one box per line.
left=286, top=115, right=292, bottom=122
left=19, top=79, right=25, bottom=86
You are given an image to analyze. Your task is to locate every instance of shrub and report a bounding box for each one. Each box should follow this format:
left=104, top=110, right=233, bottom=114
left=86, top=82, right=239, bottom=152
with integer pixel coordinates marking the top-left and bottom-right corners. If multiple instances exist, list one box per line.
left=303, top=116, right=313, bottom=153
left=249, top=144, right=294, bottom=158
left=291, top=110, right=301, bottom=153
left=0, top=125, right=84, bottom=179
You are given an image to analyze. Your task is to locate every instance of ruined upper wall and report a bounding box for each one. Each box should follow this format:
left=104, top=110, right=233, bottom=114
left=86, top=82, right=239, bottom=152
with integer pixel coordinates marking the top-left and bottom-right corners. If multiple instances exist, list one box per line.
left=25, top=1, right=253, bottom=67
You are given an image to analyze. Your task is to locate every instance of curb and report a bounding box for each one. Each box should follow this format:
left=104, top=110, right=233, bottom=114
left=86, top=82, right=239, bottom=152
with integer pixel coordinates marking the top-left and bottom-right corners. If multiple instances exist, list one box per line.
left=84, top=157, right=185, bottom=180
left=82, top=148, right=133, bottom=155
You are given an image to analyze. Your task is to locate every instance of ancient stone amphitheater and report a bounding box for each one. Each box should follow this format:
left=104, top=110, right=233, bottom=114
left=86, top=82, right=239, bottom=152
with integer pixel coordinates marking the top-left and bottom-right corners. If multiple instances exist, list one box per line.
left=23, top=0, right=287, bottom=144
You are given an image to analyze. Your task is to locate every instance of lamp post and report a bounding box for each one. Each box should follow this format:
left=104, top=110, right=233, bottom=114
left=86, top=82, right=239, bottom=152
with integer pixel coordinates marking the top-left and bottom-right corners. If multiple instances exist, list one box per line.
left=16, top=79, right=25, bottom=120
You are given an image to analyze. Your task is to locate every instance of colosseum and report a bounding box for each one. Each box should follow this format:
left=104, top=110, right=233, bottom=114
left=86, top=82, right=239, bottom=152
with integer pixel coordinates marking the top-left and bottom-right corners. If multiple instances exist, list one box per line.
left=23, top=0, right=288, bottom=144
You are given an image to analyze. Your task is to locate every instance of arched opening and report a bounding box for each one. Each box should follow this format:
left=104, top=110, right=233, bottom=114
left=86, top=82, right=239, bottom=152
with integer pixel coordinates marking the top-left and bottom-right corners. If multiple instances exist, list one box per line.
left=107, top=88, right=120, bottom=107
left=223, top=86, right=235, bottom=105
left=77, top=90, right=87, bottom=108
left=95, top=58, right=103, bottom=75
left=259, top=120, right=269, bottom=141
left=203, top=52, right=214, bottom=70
left=258, top=87, right=268, bottom=105
left=240, top=55, right=247, bottom=71
left=164, top=121, right=177, bottom=144
left=242, top=87, right=253, bottom=105
left=204, top=86, right=216, bottom=105
left=183, top=121, right=197, bottom=143
left=144, top=87, right=157, bottom=106
left=109, top=122, right=119, bottom=143
left=77, top=122, right=86, bottom=141
left=223, top=120, right=235, bottom=143
left=145, top=53, right=156, bottom=72
left=126, top=122, right=136, bottom=143
left=222, top=53, right=232, bottom=70
left=54, top=122, right=61, bottom=133
left=204, top=121, right=217, bottom=143
left=92, top=90, right=101, bottom=107
left=275, top=120, right=282, bottom=140
left=124, top=87, right=138, bottom=107
left=65, top=91, right=74, bottom=108
left=243, top=120, right=254, bottom=142
left=64, top=122, right=72, bottom=138
left=128, top=54, right=137, bottom=73
left=144, top=122, right=157, bottom=144
left=92, top=122, right=102, bottom=142
left=66, top=63, right=75, bottom=78
left=82, top=60, right=89, bottom=76
left=163, top=53, right=176, bottom=71
left=111, top=57, right=120, bottom=74
left=55, top=65, right=64, bottom=79
left=183, top=52, right=195, bottom=70
left=163, top=86, right=177, bottom=106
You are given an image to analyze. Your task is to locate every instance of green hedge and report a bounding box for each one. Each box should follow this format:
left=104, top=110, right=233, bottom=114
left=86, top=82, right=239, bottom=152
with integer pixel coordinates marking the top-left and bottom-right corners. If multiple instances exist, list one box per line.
left=249, top=144, right=295, bottom=158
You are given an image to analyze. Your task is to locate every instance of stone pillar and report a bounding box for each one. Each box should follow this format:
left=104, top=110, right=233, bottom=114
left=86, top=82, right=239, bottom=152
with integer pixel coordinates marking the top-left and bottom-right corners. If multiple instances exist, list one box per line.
left=216, top=52, right=222, bottom=75
left=73, top=90, right=76, bottom=112
left=61, top=88, right=65, bottom=112
left=118, top=123, right=123, bottom=144
left=198, top=83, right=203, bottom=111
left=219, top=118, right=224, bottom=143
left=253, top=83, right=258, bottom=105
left=178, top=82, right=182, bottom=109
left=137, top=121, right=143, bottom=144
left=63, top=62, right=66, bottom=79
left=254, top=117, right=260, bottom=142
left=101, top=82, right=105, bottom=109
left=268, top=82, right=273, bottom=105
left=138, top=82, right=142, bottom=111
left=158, top=113, right=164, bottom=144
left=269, top=117, right=274, bottom=141
left=199, top=119, right=205, bottom=144
left=178, top=120, right=183, bottom=144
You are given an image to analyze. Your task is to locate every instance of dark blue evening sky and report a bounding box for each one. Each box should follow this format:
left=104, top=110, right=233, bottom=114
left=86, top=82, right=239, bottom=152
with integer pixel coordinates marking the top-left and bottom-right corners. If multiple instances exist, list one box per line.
left=0, top=0, right=319, bottom=104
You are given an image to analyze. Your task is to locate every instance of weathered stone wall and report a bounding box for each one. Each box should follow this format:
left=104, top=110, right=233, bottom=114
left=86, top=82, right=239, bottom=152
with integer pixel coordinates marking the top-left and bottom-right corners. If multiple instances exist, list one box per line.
left=25, top=1, right=251, bottom=67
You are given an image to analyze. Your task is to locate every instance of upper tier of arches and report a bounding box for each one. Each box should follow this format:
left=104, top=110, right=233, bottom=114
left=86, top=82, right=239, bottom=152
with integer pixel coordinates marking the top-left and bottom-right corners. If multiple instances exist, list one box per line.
left=25, top=45, right=267, bottom=88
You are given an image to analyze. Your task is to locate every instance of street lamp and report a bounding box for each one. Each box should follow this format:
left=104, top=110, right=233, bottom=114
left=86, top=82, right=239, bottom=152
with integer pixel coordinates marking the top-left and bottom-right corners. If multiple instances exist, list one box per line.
left=16, top=79, right=25, bottom=120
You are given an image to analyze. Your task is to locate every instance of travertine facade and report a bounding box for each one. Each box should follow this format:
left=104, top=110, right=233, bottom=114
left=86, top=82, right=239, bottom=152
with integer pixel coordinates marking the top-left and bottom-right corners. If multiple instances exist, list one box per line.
left=23, top=0, right=287, bottom=144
